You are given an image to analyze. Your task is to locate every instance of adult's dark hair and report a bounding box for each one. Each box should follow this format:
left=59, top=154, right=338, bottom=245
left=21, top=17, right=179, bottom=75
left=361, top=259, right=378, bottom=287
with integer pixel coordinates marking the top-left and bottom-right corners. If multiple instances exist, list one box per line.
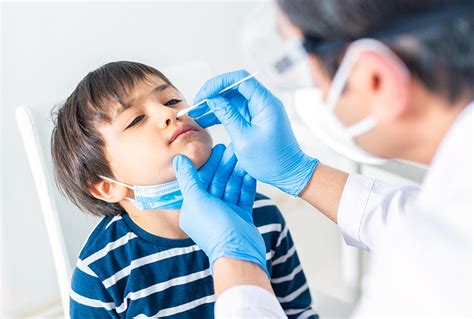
left=51, top=61, right=173, bottom=217
left=277, top=0, right=474, bottom=102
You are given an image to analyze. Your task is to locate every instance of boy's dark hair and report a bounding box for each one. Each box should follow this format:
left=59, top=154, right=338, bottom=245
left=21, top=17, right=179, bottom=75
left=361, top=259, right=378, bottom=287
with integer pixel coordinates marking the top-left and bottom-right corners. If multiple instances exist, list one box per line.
left=51, top=61, right=173, bottom=217
left=277, top=0, right=474, bottom=103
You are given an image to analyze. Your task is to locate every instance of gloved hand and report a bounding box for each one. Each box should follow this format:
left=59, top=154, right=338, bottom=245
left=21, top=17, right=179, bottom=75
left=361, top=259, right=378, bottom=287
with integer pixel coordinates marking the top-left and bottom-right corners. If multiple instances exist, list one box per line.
left=197, top=144, right=256, bottom=215
left=190, top=70, right=319, bottom=196
left=174, top=144, right=268, bottom=276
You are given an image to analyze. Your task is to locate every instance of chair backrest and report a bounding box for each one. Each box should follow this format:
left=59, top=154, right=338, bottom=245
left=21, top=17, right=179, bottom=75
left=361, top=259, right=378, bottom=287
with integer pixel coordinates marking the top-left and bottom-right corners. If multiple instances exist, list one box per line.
left=16, top=60, right=213, bottom=316
left=16, top=105, right=87, bottom=315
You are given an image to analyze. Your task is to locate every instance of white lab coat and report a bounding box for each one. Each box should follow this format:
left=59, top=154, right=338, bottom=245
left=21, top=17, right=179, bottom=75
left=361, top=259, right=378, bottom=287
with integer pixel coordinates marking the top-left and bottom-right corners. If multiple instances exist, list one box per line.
left=215, top=102, right=473, bottom=318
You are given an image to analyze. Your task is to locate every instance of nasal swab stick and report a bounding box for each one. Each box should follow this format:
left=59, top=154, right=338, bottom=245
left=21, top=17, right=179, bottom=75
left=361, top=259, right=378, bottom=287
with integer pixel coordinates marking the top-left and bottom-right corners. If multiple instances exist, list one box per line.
left=176, top=72, right=258, bottom=118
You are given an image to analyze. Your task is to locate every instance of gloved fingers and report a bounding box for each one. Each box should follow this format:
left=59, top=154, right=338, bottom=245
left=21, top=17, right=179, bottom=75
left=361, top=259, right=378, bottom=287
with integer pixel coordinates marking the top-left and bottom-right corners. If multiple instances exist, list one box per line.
left=225, top=92, right=252, bottom=122
left=226, top=203, right=254, bottom=225
left=188, top=102, right=210, bottom=119
left=197, top=144, right=226, bottom=190
left=222, top=164, right=246, bottom=206
left=194, top=69, right=271, bottom=116
left=238, top=173, right=257, bottom=213
left=209, top=144, right=237, bottom=199
left=193, top=93, right=250, bottom=129
left=193, top=111, right=220, bottom=128
left=173, top=154, right=205, bottom=198
left=193, top=70, right=251, bottom=104
left=207, top=96, right=249, bottom=137
left=236, top=77, right=277, bottom=115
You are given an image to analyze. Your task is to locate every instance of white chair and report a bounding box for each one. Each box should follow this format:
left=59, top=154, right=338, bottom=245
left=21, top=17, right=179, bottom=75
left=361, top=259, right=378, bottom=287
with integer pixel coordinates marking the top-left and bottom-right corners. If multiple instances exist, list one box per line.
left=16, top=60, right=214, bottom=317
left=16, top=104, right=100, bottom=317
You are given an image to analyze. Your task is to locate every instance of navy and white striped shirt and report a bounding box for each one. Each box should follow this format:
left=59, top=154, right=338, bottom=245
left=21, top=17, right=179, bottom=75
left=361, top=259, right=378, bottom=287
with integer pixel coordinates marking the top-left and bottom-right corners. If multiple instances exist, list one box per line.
left=70, top=194, right=318, bottom=318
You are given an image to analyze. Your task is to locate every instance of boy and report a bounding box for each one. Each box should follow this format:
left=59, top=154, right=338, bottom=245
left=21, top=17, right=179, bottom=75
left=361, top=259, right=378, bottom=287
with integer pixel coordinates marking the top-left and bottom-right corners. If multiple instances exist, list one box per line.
left=51, top=61, right=317, bottom=318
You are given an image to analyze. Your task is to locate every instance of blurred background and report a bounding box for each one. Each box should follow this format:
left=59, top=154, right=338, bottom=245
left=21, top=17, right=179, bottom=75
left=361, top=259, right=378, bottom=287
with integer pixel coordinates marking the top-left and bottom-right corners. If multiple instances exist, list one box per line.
left=1, top=1, right=425, bottom=317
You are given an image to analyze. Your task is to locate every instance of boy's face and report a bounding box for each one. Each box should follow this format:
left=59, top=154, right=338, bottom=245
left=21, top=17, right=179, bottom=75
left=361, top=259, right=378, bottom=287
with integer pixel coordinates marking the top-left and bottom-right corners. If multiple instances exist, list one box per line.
left=97, top=75, right=213, bottom=186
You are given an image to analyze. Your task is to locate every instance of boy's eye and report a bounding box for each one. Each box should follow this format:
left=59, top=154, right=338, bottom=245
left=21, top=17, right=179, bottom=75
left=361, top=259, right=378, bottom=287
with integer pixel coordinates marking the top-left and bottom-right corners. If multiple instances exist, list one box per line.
left=164, top=99, right=182, bottom=107
left=126, top=115, right=145, bottom=129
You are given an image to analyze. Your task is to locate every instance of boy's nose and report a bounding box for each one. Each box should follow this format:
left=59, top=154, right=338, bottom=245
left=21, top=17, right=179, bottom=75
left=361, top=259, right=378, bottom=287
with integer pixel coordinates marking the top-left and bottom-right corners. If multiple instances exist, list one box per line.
left=155, top=104, right=179, bottom=129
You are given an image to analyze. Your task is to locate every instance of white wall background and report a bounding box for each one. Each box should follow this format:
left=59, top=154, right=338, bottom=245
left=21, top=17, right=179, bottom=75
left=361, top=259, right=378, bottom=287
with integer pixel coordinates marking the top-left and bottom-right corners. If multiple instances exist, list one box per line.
left=1, top=1, right=425, bottom=317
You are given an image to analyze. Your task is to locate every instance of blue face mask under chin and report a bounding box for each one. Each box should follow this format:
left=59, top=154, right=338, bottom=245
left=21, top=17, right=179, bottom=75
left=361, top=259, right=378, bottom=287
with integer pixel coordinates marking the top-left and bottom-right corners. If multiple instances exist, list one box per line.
left=99, top=175, right=183, bottom=211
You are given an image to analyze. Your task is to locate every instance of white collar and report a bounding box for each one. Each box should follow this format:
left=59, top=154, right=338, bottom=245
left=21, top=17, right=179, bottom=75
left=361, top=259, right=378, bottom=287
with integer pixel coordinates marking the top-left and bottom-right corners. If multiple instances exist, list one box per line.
left=418, top=101, right=473, bottom=238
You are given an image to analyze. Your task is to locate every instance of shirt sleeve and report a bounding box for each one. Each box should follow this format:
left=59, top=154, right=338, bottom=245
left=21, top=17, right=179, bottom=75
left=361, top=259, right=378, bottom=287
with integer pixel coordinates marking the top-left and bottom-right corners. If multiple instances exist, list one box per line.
left=338, top=174, right=420, bottom=252
left=270, top=218, right=318, bottom=319
left=69, top=264, right=117, bottom=318
left=215, top=285, right=287, bottom=318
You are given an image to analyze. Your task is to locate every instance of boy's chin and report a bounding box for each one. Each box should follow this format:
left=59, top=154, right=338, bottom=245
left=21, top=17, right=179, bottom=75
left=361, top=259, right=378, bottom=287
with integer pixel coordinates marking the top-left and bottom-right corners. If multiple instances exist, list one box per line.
left=177, top=141, right=213, bottom=170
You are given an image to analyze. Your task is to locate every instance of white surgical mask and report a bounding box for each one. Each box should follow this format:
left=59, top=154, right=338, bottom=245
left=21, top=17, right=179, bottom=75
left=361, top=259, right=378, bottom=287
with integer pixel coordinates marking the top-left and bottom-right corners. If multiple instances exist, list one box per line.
left=99, top=175, right=183, bottom=211
left=295, top=38, right=410, bottom=165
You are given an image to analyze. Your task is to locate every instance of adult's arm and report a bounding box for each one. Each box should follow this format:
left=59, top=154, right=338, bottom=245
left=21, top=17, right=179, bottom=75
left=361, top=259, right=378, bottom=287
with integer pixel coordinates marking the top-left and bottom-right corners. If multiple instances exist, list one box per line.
left=214, top=258, right=286, bottom=318
left=302, top=164, right=420, bottom=251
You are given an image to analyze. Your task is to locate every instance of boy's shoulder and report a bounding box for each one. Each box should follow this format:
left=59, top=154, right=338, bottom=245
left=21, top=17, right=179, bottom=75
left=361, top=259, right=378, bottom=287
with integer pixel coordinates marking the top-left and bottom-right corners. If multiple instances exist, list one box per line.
left=77, top=214, right=130, bottom=260
left=252, top=193, right=286, bottom=227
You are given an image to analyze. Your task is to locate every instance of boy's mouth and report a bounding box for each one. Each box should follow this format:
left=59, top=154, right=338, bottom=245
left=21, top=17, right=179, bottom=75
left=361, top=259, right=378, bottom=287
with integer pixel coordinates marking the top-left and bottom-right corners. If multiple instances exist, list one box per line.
left=169, top=123, right=199, bottom=144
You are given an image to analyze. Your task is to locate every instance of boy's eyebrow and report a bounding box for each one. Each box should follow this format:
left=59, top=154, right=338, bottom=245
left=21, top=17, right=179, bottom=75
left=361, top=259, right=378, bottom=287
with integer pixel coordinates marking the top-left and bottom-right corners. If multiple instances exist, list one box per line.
left=115, top=83, right=171, bottom=119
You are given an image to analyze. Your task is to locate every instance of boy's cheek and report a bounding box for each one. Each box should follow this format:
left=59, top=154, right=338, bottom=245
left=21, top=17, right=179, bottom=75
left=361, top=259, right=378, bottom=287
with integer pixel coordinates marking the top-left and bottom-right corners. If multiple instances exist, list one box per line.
left=112, top=130, right=213, bottom=184
left=115, top=152, right=174, bottom=185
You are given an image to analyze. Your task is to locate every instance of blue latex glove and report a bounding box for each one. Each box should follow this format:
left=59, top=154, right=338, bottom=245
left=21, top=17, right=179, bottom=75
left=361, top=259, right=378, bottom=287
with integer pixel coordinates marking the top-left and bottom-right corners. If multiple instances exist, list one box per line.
left=190, top=70, right=319, bottom=196
left=174, top=144, right=268, bottom=276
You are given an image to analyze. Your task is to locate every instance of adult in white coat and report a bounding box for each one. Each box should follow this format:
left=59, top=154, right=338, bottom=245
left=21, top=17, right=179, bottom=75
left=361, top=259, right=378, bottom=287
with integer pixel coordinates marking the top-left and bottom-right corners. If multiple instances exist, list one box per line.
left=172, top=0, right=473, bottom=317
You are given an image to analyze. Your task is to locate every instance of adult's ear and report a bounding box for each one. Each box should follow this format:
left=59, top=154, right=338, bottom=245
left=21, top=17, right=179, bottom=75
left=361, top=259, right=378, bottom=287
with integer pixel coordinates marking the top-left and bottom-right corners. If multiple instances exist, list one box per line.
left=353, top=50, right=411, bottom=124
left=88, top=178, right=129, bottom=203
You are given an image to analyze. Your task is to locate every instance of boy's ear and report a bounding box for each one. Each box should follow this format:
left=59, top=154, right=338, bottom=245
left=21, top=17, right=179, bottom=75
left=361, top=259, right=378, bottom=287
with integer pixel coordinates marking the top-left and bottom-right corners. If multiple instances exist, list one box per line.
left=89, top=179, right=129, bottom=203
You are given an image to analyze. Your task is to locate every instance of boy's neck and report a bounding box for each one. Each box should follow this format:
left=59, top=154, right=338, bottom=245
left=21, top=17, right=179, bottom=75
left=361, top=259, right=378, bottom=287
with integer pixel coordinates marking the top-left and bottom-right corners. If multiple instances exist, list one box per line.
left=121, top=201, right=188, bottom=239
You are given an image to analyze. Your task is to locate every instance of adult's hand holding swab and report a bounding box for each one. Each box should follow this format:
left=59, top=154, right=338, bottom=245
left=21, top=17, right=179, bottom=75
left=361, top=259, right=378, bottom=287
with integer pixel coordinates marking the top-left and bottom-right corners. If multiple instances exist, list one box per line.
left=176, top=72, right=258, bottom=118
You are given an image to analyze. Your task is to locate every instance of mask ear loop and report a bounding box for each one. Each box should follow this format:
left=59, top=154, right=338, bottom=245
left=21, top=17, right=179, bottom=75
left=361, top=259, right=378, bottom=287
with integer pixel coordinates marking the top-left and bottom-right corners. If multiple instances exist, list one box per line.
left=98, top=175, right=135, bottom=201
left=345, top=116, right=378, bottom=137
left=325, top=44, right=360, bottom=112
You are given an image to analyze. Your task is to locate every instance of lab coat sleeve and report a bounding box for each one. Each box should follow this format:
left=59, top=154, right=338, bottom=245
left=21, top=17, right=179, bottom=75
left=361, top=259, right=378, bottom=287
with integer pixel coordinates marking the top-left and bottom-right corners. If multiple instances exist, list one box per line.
left=337, top=174, right=420, bottom=251
left=215, top=285, right=287, bottom=318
